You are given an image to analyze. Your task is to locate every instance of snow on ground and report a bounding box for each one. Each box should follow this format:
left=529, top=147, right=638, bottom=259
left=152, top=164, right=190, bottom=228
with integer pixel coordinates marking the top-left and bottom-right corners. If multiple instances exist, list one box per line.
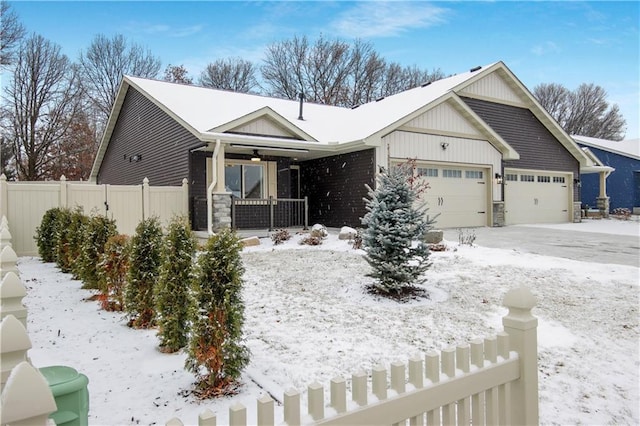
left=18, top=222, right=640, bottom=425
left=521, top=215, right=640, bottom=236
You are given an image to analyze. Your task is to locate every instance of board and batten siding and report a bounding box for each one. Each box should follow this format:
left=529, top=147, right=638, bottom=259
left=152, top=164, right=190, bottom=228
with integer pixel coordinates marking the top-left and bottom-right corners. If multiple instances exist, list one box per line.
left=402, top=101, right=484, bottom=138
left=459, top=71, right=527, bottom=107
left=301, top=149, right=375, bottom=228
left=97, top=87, right=202, bottom=187
left=385, top=131, right=503, bottom=200
left=462, top=97, right=580, bottom=201
left=229, top=117, right=296, bottom=138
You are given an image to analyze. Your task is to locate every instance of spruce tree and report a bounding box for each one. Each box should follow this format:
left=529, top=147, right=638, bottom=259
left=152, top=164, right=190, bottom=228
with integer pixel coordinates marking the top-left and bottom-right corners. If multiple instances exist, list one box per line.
left=125, top=217, right=162, bottom=328
left=155, top=217, right=195, bottom=352
left=186, top=228, right=250, bottom=397
left=361, top=162, right=434, bottom=296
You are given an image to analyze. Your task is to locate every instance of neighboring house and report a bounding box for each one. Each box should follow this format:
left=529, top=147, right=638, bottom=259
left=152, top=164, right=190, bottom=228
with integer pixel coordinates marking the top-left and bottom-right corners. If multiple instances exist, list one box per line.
left=91, top=61, right=600, bottom=232
left=573, top=135, right=640, bottom=213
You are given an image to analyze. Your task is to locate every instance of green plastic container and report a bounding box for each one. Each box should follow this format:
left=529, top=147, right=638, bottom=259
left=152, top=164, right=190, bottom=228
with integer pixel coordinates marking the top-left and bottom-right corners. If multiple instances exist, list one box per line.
left=39, top=366, right=89, bottom=426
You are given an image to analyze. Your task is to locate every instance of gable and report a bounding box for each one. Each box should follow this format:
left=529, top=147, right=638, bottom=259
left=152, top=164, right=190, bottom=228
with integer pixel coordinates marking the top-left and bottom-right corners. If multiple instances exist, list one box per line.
left=401, top=101, right=484, bottom=139
left=458, top=71, right=526, bottom=107
left=227, top=116, right=299, bottom=139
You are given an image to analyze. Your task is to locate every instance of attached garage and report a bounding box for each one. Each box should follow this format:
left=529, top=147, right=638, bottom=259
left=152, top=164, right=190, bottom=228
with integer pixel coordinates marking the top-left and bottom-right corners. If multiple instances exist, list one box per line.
left=504, top=169, right=572, bottom=225
left=415, top=163, right=490, bottom=228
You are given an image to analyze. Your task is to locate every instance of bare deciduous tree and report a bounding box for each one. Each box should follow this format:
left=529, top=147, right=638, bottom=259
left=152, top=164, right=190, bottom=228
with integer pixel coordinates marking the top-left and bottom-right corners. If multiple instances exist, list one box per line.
left=199, top=57, right=258, bottom=93
left=163, top=64, right=193, bottom=84
left=261, top=35, right=444, bottom=107
left=1, top=34, right=82, bottom=180
left=0, top=0, right=25, bottom=67
left=78, top=34, right=161, bottom=122
left=534, top=82, right=626, bottom=140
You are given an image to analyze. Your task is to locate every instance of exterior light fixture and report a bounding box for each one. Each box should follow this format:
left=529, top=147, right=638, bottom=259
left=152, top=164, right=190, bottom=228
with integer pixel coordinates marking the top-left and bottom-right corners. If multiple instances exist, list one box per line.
left=129, top=154, right=142, bottom=163
left=495, top=173, right=503, bottom=184
left=440, top=142, right=449, bottom=150
left=573, top=178, right=581, bottom=187
left=251, top=150, right=261, bottom=162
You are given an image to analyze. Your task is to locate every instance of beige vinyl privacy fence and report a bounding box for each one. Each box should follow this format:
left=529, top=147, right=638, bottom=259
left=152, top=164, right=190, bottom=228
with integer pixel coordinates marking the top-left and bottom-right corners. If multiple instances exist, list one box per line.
left=0, top=174, right=188, bottom=256
left=0, top=216, right=540, bottom=426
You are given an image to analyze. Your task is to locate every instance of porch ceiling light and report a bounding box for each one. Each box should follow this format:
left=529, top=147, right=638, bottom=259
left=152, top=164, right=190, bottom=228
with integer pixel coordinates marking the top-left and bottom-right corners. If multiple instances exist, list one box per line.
left=251, top=150, right=261, bottom=162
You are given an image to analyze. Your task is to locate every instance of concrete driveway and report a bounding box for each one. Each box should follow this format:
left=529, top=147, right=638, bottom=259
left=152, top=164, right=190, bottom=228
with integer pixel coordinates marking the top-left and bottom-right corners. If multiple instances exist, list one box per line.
left=442, top=221, right=640, bottom=267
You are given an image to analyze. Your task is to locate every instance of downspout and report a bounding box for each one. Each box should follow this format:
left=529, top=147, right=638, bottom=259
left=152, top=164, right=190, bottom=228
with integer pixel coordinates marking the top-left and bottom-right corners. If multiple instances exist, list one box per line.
left=207, top=139, right=221, bottom=235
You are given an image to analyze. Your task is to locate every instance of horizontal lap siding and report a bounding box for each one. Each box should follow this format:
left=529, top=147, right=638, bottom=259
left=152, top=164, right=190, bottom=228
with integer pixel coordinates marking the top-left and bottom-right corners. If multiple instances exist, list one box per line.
left=301, top=149, right=375, bottom=228
left=97, top=88, right=202, bottom=187
left=462, top=97, right=580, bottom=201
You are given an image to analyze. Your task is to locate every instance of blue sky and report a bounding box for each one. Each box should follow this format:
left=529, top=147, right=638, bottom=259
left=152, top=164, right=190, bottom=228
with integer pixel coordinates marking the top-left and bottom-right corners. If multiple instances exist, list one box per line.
left=9, top=1, right=640, bottom=139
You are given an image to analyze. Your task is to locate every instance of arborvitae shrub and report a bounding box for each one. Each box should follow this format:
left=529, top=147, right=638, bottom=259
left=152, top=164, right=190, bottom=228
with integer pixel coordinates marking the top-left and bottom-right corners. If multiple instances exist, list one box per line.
left=68, top=208, right=89, bottom=279
left=54, top=208, right=74, bottom=272
left=35, top=208, right=63, bottom=262
left=361, top=162, right=435, bottom=297
left=155, top=217, right=195, bottom=352
left=97, top=234, right=130, bottom=311
left=78, top=214, right=117, bottom=289
left=186, top=228, right=250, bottom=398
left=125, top=217, right=162, bottom=328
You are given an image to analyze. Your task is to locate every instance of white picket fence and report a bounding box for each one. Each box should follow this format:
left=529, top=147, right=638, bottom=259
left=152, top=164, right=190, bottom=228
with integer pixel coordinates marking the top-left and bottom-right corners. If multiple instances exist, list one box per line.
left=0, top=174, right=189, bottom=256
left=0, top=216, right=539, bottom=426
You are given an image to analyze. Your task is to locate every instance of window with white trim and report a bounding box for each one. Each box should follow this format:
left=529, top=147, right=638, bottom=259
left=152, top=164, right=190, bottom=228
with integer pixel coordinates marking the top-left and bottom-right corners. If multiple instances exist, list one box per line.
left=443, top=169, right=462, bottom=178
left=225, top=162, right=265, bottom=199
left=505, top=173, right=518, bottom=181
left=520, top=175, right=535, bottom=182
left=417, top=167, right=438, bottom=177
left=465, top=170, right=483, bottom=179
left=537, top=175, right=551, bottom=183
left=553, top=176, right=565, bottom=183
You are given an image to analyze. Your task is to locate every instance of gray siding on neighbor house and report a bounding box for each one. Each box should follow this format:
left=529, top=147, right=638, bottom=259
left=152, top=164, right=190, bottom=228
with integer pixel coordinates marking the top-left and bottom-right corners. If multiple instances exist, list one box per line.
left=301, top=149, right=375, bottom=228
left=190, top=151, right=209, bottom=230
left=462, top=97, right=580, bottom=201
left=97, top=87, right=203, bottom=187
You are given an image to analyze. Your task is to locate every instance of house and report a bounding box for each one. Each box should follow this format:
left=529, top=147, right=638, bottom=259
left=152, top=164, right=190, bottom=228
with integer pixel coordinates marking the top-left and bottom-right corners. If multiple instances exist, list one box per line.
left=90, top=61, right=603, bottom=232
left=573, top=135, right=640, bottom=214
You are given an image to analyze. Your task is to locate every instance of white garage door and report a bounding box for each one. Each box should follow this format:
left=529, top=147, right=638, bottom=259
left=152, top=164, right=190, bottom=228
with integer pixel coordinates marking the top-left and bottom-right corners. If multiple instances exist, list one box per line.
left=504, top=170, right=570, bottom=225
left=416, top=164, right=489, bottom=228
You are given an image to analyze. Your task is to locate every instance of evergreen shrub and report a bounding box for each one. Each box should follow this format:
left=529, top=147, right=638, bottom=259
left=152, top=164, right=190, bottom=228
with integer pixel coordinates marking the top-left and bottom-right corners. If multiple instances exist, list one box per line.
left=125, top=217, right=162, bottom=328
left=97, top=234, right=130, bottom=311
left=54, top=208, right=74, bottom=272
left=156, top=217, right=195, bottom=352
left=186, top=228, right=250, bottom=398
left=35, top=208, right=63, bottom=262
left=78, top=214, right=117, bottom=289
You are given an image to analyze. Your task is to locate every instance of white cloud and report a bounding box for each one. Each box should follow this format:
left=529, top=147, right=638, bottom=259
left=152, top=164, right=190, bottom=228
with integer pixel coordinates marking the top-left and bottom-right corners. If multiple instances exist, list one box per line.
left=329, top=1, right=449, bottom=39
left=123, top=21, right=204, bottom=38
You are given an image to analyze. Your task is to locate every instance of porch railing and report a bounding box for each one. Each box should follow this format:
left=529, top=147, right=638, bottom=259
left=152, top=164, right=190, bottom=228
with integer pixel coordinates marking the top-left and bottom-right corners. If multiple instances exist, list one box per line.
left=231, top=196, right=308, bottom=230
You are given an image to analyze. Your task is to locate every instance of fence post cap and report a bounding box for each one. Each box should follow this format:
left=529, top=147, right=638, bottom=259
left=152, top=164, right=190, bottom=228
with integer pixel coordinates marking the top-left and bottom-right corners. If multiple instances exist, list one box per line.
left=503, top=286, right=536, bottom=310
left=60, top=175, right=66, bottom=181
left=1, top=272, right=26, bottom=298
left=0, top=362, right=57, bottom=423
left=0, top=215, right=7, bottom=228
left=0, top=245, right=17, bottom=262
left=0, top=174, right=6, bottom=181
left=0, top=314, right=31, bottom=352
left=182, top=178, right=188, bottom=185
left=0, top=226, right=11, bottom=240
left=143, top=177, right=149, bottom=184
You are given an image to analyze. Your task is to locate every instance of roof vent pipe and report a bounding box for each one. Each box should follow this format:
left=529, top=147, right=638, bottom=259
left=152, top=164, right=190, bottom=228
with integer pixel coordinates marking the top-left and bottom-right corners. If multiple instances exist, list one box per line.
left=470, top=66, right=482, bottom=72
left=298, top=92, right=304, bottom=120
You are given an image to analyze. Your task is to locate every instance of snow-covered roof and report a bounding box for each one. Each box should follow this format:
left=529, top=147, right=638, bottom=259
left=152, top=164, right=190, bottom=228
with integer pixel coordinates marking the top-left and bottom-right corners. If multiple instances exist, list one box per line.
left=124, top=64, right=495, bottom=144
left=572, top=135, right=640, bottom=161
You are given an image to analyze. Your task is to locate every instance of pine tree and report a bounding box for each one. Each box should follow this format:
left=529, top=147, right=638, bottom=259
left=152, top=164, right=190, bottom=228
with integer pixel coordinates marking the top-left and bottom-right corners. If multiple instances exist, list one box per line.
left=361, top=162, right=434, bottom=296
left=186, top=228, right=250, bottom=398
left=155, top=217, right=195, bottom=352
left=125, top=217, right=162, bottom=328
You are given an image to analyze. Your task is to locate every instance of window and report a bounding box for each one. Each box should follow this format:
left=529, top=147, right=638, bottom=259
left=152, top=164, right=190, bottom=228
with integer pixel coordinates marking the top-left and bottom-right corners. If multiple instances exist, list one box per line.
left=505, top=173, right=518, bottom=181
left=225, top=163, right=264, bottom=199
left=553, top=176, right=565, bottom=183
left=417, top=167, right=438, bottom=177
left=520, top=175, right=535, bottom=182
left=465, top=170, right=483, bottom=179
left=443, top=169, right=462, bottom=178
left=537, top=175, right=551, bottom=183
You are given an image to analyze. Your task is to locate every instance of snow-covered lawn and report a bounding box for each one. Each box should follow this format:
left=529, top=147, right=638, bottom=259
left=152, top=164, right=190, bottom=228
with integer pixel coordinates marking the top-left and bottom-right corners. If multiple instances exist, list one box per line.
left=19, top=221, right=639, bottom=425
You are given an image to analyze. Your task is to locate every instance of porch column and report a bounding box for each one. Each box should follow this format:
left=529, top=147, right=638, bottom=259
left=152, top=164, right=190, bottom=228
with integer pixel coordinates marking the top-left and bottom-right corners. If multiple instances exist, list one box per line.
left=212, top=192, right=232, bottom=231
left=597, top=171, right=610, bottom=218
left=598, top=171, right=607, bottom=198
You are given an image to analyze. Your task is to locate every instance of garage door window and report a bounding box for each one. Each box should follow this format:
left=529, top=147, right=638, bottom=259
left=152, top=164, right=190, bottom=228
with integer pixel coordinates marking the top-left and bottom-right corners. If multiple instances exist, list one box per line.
left=465, top=170, right=483, bottom=179
left=443, top=169, right=462, bottom=178
left=553, top=176, right=565, bottom=183
left=417, top=167, right=438, bottom=177
left=505, top=173, right=517, bottom=181
left=537, top=176, right=551, bottom=183
left=520, top=174, right=535, bottom=182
